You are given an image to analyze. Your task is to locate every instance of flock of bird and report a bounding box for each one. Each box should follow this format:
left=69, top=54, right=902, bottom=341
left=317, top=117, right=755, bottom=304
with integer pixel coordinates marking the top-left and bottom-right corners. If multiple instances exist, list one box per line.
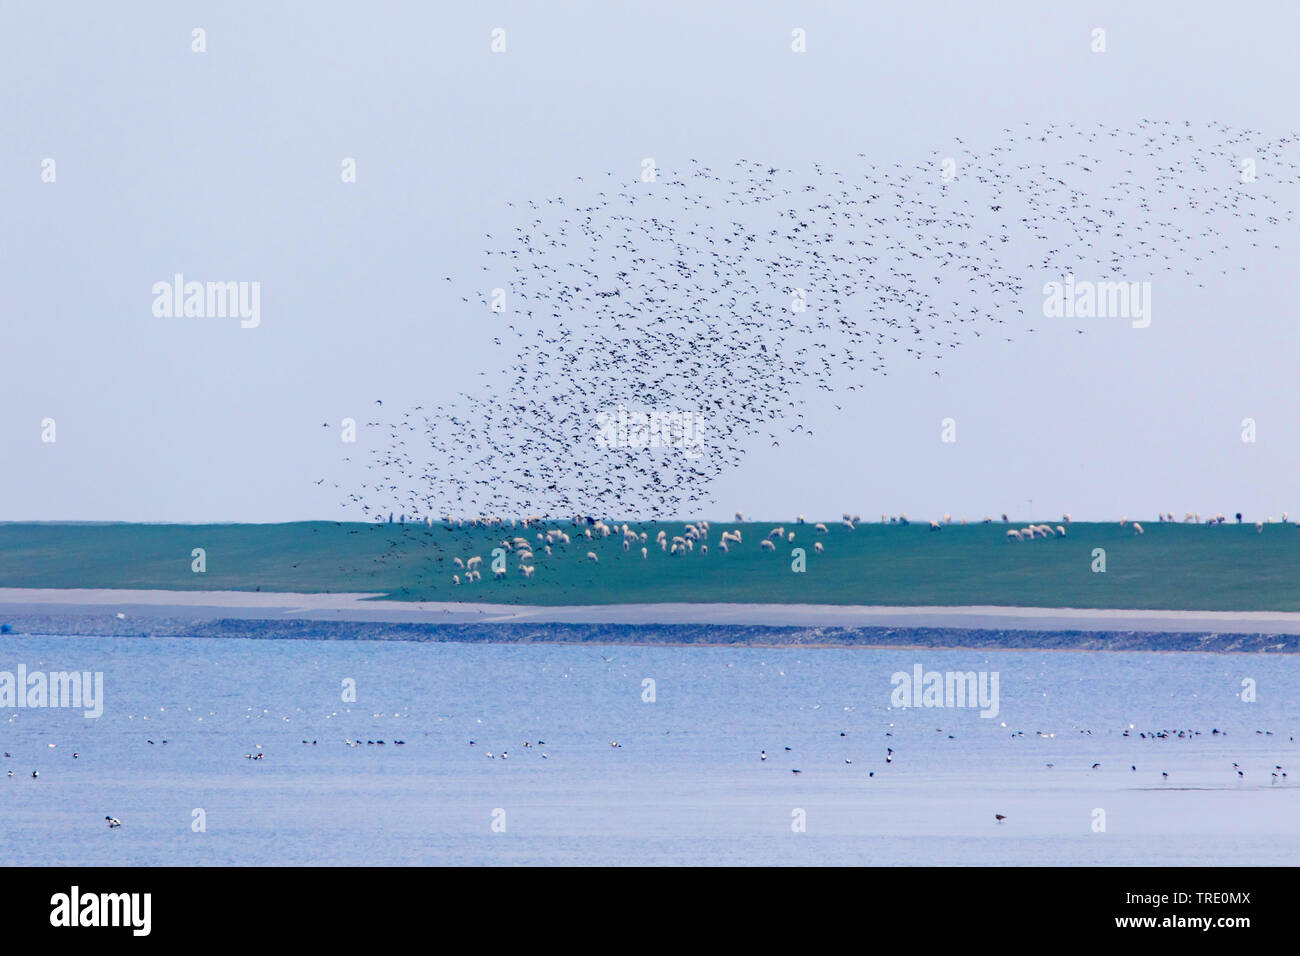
left=7, top=713, right=1291, bottom=831
left=332, top=120, right=1297, bottom=523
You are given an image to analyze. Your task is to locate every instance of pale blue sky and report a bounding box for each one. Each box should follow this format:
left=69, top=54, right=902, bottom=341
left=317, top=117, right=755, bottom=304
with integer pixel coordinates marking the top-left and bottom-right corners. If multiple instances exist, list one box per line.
left=4, top=2, right=1300, bottom=522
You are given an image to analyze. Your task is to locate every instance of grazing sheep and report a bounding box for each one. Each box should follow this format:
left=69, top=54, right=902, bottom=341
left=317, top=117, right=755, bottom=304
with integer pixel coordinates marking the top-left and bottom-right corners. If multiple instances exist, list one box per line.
left=520, top=565, right=534, bottom=577
left=813, top=541, right=824, bottom=554
left=453, top=574, right=460, bottom=585
left=1119, top=517, right=1128, bottom=527
left=586, top=551, right=599, bottom=562
left=700, top=544, right=707, bottom=555
left=929, top=520, right=941, bottom=531
left=1132, top=523, right=1144, bottom=534
left=787, top=532, right=795, bottom=542
left=466, top=556, right=482, bottom=570
left=719, top=540, right=729, bottom=552
left=1055, top=526, right=1066, bottom=537
left=1257, top=522, right=1264, bottom=533
left=768, top=526, right=785, bottom=539
left=453, top=557, right=465, bottom=569
left=761, top=539, right=775, bottom=551
left=815, top=523, right=828, bottom=534
left=641, top=547, right=648, bottom=559
left=1006, top=530, right=1022, bottom=541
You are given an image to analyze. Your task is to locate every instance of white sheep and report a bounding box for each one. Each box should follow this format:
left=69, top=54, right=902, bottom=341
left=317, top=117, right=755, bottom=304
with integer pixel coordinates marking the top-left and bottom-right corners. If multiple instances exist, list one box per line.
left=815, top=523, right=828, bottom=534
left=521, top=565, right=535, bottom=577
left=1132, top=523, right=1144, bottom=535
left=453, top=574, right=460, bottom=585
left=929, top=520, right=941, bottom=531
left=1006, top=530, right=1022, bottom=541
left=641, top=547, right=648, bottom=559
left=813, top=541, right=824, bottom=553
left=1055, top=526, right=1066, bottom=537
left=587, top=551, right=599, bottom=562
left=760, top=539, right=775, bottom=551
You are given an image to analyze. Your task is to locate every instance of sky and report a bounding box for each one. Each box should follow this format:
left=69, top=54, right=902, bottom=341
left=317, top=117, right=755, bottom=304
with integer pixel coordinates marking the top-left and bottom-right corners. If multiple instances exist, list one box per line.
left=4, top=1, right=1300, bottom=523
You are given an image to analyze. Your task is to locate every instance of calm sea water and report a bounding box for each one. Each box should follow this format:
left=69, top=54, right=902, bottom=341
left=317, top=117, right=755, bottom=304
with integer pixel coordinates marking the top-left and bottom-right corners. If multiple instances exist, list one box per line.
left=1, top=631, right=1297, bottom=865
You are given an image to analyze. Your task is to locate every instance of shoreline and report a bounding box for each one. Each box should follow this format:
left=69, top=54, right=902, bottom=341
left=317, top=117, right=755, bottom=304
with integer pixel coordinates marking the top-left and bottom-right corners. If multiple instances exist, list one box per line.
left=5, top=587, right=1300, bottom=636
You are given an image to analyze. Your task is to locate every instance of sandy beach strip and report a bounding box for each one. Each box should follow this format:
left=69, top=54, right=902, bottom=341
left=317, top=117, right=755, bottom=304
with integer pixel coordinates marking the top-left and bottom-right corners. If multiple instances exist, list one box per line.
left=3, top=587, right=1300, bottom=634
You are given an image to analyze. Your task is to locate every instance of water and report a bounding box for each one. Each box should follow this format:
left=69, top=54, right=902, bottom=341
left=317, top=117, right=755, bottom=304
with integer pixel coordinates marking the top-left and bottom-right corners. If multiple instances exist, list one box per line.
left=1, top=631, right=1296, bottom=865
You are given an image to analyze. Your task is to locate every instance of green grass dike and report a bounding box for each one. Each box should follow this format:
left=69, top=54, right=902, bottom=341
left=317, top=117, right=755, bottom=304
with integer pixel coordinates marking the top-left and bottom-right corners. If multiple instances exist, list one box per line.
left=0, top=519, right=1297, bottom=610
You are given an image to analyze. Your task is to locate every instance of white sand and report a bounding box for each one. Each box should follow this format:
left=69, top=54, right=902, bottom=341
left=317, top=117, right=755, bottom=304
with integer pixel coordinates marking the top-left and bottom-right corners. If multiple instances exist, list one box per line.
left=2, top=587, right=1299, bottom=633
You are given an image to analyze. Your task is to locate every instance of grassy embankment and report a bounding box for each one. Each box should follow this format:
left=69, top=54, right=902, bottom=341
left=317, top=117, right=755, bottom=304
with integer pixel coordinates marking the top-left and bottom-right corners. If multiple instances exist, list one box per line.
left=0, top=520, right=1296, bottom=611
